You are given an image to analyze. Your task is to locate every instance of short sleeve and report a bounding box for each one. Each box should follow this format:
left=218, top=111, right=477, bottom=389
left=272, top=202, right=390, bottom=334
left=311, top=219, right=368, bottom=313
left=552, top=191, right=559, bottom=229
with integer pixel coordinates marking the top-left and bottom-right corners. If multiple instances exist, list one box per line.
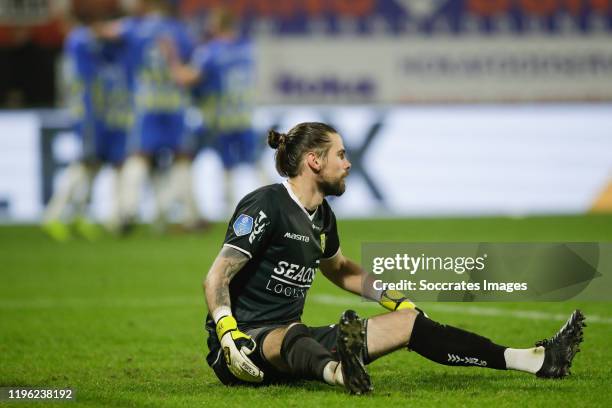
left=190, top=45, right=212, bottom=76
left=321, top=207, right=340, bottom=260
left=223, top=189, right=275, bottom=259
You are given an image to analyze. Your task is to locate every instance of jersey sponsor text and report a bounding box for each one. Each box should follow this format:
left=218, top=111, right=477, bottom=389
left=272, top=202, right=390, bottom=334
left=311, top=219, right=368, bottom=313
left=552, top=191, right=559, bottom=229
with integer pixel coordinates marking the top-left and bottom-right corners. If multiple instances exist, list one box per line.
left=283, top=232, right=310, bottom=242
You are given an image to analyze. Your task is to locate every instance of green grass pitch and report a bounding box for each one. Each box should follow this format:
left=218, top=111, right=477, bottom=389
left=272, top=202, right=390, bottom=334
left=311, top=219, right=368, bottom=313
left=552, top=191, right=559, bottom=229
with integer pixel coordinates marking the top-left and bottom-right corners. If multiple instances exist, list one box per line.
left=1, top=215, right=611, bottom=407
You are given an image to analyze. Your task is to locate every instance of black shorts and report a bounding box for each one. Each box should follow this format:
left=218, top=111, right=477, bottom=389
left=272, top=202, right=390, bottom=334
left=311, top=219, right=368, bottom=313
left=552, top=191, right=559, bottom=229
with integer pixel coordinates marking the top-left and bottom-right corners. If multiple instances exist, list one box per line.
left=206, top=322, right=341, bottom=386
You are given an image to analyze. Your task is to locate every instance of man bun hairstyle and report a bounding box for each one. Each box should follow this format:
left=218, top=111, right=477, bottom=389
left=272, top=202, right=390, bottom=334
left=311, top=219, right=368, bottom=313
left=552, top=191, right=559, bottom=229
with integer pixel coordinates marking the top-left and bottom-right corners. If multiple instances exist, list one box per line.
left=268, top=122, right=338, bottom=178
left=267, top=129, right=286, bottom=149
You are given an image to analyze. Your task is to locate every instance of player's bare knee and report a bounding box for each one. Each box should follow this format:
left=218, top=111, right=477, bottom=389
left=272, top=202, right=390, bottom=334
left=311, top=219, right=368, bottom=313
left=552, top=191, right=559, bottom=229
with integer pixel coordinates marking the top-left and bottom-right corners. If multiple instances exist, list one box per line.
left=262, top=327, right=289, bottom=363
left=393, top=308, right=418, bottom=324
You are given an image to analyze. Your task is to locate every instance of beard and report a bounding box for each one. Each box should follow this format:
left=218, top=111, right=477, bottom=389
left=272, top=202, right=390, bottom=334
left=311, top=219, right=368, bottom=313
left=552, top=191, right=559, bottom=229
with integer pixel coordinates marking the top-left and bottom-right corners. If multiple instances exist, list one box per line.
left=318, top=176, right=347, bottom=197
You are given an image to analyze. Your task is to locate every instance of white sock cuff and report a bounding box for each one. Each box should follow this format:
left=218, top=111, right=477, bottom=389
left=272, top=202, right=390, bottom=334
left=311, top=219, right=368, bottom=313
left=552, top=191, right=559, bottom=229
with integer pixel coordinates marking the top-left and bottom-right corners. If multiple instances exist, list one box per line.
left=504, top=347, right=545, bottom=374
left=322, top=361, right=343, bottom=386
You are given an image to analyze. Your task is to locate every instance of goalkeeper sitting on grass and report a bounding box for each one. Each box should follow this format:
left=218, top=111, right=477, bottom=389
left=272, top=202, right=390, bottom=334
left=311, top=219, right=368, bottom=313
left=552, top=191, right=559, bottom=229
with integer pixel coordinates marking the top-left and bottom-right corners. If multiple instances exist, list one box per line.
left=203, top=122, right=585, bottom=394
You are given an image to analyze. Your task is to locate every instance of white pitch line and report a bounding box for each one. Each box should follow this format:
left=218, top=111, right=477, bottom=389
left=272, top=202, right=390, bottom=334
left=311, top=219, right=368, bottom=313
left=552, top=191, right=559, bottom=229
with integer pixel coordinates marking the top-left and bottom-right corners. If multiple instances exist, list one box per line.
left=0, top=296, right=202, bottom=310
left=1, top=294, right=611, bottom=325
left=310, top=294, right=612, bottom=325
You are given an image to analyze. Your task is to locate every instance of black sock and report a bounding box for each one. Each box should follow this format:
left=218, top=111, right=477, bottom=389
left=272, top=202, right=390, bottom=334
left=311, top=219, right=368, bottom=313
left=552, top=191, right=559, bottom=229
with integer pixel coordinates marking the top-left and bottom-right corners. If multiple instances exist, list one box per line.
left=408, top=313, right=507, bottom=369
left=280, top=324, right=334, bottom=380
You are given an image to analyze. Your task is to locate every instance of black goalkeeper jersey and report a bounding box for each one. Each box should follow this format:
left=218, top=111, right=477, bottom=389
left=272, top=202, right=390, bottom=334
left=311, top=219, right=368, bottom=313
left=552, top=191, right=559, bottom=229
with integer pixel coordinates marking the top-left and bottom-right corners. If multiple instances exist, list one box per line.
left=207, top=182, right=340, bottom=330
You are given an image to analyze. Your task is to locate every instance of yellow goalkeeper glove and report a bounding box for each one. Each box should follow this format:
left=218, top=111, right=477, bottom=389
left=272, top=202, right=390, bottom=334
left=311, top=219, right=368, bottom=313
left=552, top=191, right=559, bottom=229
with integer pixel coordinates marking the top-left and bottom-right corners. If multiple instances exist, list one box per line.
left=379, top=289, right=417, bottom=311
left=379, top=289, right=428, bottom=317
left=216, top=315, right=264, bottom=382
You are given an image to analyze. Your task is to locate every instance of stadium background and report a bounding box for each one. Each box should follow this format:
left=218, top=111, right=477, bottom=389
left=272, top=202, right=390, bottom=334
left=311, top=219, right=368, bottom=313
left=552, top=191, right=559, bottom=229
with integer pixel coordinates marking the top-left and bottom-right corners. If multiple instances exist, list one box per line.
left=1, top=0, right=611, bottom=407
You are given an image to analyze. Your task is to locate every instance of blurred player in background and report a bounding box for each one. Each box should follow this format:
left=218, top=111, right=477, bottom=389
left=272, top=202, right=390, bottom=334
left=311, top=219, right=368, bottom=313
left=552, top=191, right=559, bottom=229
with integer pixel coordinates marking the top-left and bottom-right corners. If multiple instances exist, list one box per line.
left=166, top=7, right=267, bottom=213
left=42, top=2, right=131, bottom=241
left=96, top=0, right=201, bottom=233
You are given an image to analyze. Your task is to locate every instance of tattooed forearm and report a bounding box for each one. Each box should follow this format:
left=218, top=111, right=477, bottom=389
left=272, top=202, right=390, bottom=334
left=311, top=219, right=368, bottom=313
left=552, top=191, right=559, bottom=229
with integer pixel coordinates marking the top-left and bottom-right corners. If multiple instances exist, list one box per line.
left=212, top=249, right=247, bottom=308
left=204, top=246, right=249, bottom=313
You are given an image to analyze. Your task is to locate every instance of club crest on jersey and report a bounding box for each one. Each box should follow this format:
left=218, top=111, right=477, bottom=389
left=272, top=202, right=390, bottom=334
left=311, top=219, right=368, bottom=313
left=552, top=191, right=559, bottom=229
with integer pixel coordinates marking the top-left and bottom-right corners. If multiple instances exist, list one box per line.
left=233, top=214, right=254, bottom=236
left=320, top=233, right=326, bottom=253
